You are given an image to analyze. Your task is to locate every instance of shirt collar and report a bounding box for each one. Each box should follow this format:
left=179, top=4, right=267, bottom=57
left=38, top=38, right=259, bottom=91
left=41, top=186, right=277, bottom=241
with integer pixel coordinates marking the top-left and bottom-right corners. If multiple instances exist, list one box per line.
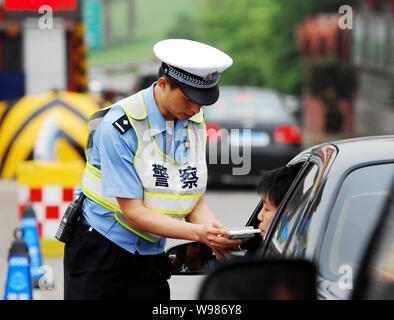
left=140, top=82, right=190, bottom=137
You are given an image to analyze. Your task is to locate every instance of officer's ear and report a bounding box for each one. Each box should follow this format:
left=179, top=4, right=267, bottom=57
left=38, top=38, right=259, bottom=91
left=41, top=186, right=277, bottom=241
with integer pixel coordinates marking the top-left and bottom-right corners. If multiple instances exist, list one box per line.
left=157, top=76, right=170, bottom=90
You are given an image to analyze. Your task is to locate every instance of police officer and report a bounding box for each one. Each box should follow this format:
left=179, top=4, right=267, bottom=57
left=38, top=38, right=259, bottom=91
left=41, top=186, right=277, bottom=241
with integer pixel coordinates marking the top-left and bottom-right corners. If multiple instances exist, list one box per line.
left=63, top=39, right=240, bottom=300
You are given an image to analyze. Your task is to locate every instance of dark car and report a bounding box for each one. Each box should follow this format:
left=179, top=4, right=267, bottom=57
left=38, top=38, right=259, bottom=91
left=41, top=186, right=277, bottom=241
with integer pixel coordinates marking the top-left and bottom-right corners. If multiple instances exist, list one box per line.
left=197, top=177, right=394, bottom=300
left=167, top=135, right=394, bottom=299
left=203, top=86, right=303, bottom=185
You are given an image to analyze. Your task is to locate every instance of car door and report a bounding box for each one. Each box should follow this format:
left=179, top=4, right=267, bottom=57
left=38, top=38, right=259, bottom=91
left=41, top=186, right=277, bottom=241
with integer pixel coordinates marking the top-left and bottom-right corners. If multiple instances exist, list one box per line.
left=315, top=162, right=394, bottom=299
left=261, top=162, right=320, bottom=258
left=352, top=178, right=394, bottom=299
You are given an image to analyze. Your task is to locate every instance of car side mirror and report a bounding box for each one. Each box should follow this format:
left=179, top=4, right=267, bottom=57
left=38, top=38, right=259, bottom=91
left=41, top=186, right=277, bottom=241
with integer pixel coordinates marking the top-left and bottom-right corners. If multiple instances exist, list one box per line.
left=166, top=242, right=216, bottom=275
left=198, top=258, right=317, bottom=300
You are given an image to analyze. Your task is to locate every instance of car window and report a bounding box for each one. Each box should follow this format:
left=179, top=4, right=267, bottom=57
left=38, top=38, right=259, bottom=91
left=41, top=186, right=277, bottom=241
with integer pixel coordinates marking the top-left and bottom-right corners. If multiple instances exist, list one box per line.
left=265, top=164, right=319, bottom=258
left=319, top=163, right=394, bottom=284
left=358, top=182, right=394, bottom=299
left=203, top=90, right=291, bottom=122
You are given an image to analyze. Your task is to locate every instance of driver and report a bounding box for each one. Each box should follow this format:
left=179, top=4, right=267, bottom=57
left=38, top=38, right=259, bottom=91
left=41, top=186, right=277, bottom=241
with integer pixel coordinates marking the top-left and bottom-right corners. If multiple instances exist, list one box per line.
left=256, top=163, right=303, bottom=239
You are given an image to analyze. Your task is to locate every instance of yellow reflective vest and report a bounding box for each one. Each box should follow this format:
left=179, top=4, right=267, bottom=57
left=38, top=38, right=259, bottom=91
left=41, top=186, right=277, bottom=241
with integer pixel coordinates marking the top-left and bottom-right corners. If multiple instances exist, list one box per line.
left=81, top=92, right=208, bottom=242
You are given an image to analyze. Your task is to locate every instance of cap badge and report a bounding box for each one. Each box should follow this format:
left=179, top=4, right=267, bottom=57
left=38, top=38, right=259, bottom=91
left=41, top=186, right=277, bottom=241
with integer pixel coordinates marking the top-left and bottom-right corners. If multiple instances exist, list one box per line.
left=203, top=71, right=219, bottom=82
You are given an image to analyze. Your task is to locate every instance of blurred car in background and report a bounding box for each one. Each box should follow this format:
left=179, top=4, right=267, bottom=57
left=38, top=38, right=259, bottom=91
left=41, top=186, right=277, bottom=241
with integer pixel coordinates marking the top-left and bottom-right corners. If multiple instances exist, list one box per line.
left=203, top=86, right=303, bottom=186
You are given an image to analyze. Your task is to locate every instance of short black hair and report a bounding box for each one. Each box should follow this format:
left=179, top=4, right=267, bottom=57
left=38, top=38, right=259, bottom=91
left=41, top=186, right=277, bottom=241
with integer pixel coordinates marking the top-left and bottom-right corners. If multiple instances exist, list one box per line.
left=257, top=163, right=304, bottom=207
left=158, top=65, right=179, bottom=90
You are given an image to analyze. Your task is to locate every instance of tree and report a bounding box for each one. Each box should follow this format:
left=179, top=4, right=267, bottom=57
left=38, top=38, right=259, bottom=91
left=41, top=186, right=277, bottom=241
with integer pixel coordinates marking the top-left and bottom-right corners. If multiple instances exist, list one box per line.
left=167, top=0, right=346, bottom=95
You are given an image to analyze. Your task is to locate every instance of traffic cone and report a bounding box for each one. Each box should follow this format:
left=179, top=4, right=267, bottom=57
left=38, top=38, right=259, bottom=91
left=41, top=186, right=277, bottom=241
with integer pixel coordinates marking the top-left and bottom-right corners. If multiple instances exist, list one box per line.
left=4, top=228, right=33, bottom=300
left=21, top=205, right=43, bottom=288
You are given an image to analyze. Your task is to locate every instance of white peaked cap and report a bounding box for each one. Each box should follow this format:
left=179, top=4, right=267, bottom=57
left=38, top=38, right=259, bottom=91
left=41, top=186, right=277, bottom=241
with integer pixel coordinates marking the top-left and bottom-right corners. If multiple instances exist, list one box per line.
left=153, top=39, right=233, bottom=78
left=153, top=39, right=233, bottom=105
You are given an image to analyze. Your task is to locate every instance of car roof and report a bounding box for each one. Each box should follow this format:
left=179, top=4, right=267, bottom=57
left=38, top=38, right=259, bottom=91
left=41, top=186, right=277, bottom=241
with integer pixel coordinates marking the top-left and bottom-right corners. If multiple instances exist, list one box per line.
left=289, top=135, right=394, bottom=167
left=205, top=86, right=293, bottom=124
left=323, top=135, right=394, bottom=164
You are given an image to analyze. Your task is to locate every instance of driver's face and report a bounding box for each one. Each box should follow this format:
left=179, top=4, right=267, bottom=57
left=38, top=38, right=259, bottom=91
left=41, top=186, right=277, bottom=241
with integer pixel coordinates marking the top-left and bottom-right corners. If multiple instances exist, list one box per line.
left=257, top=194, right=277, bottom=238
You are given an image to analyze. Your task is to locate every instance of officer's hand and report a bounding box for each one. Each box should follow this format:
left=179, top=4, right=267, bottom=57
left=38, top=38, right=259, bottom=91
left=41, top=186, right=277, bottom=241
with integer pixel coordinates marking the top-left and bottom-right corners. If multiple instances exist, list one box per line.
left=198, top=222, right=241, bottom=258
left=212, top=242, right=242, bottom=260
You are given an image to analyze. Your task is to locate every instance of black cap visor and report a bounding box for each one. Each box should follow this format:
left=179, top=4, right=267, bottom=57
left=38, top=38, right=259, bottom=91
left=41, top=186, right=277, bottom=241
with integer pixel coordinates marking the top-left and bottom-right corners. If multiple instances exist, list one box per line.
left=177, top=80, right=219, bottom=106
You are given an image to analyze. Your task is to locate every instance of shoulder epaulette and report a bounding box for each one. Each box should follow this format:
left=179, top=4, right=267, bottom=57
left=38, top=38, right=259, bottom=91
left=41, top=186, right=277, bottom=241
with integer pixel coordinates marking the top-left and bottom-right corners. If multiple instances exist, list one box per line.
left=112, top=114, right=132, bottom=134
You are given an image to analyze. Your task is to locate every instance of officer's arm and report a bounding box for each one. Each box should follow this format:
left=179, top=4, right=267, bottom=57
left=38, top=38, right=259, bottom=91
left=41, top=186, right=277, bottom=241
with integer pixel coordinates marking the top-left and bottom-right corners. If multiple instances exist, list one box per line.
left=116, top=197, right=240, bottom=250
left=185, top=196, right=221, bottom=227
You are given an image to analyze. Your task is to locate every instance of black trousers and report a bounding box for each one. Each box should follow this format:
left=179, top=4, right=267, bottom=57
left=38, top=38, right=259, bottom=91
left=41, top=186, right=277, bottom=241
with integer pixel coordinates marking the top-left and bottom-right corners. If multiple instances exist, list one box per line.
left=63, top=217, right=172, bottom=300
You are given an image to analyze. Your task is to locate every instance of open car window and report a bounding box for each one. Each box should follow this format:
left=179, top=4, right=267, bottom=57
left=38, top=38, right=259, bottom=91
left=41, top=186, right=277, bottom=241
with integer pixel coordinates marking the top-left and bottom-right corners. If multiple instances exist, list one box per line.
left=265, top=163, right=319, bottom=258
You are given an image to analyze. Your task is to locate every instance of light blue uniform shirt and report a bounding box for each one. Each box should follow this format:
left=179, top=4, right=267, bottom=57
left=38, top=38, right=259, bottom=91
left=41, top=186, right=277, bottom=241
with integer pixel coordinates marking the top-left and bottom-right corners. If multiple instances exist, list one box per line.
left=75, top=83, right=190, bottom=254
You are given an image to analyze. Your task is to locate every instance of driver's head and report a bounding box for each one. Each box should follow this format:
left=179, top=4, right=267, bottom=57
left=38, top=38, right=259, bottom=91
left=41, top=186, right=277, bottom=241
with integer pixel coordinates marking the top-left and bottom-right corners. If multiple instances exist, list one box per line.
left=257, top=163, right=303, bottom=238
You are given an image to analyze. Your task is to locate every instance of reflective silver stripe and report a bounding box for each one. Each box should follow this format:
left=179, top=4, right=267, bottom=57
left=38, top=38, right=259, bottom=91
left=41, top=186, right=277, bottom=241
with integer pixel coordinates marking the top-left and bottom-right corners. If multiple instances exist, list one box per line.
left=143, top=188, right=205, bottom=196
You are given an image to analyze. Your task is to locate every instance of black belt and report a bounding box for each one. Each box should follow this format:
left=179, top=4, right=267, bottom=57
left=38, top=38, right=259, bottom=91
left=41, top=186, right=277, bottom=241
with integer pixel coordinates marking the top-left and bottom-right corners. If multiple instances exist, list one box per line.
left=80, top=214, right=92, bottom=228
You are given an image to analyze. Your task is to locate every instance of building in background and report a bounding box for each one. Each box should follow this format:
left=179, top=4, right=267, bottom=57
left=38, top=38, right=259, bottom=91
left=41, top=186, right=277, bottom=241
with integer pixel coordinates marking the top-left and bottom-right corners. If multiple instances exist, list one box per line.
left=296, top=0, right=394, bottom=141
left=296, top=13, right=356, bottom=137
left=353, top=0, right=394, bottom=135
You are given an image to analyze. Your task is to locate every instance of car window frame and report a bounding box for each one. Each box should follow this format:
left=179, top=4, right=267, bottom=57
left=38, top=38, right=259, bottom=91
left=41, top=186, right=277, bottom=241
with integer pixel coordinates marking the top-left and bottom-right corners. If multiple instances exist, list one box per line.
left=240, top=155, right=311, bottom=255
left=257, top=157, right=312, bottom=256
left=265, top=161, right=320, bottom=258
left=278, top=163, right=321, bottom=257
left=259, top=145, right=337, bottom=258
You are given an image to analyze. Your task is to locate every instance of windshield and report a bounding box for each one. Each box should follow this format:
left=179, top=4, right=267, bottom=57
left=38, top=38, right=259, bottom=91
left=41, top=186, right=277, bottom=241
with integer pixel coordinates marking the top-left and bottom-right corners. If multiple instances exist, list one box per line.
left=319, top=163, right=394, bottom=285
left=203, top=88, right=290, bottom=122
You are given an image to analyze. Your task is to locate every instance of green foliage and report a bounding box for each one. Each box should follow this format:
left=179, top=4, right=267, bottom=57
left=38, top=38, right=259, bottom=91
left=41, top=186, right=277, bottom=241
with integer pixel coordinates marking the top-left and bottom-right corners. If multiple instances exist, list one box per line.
left=167, top=0, right=346, bottom=95
left=89, top=0, right=197, bottom=66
